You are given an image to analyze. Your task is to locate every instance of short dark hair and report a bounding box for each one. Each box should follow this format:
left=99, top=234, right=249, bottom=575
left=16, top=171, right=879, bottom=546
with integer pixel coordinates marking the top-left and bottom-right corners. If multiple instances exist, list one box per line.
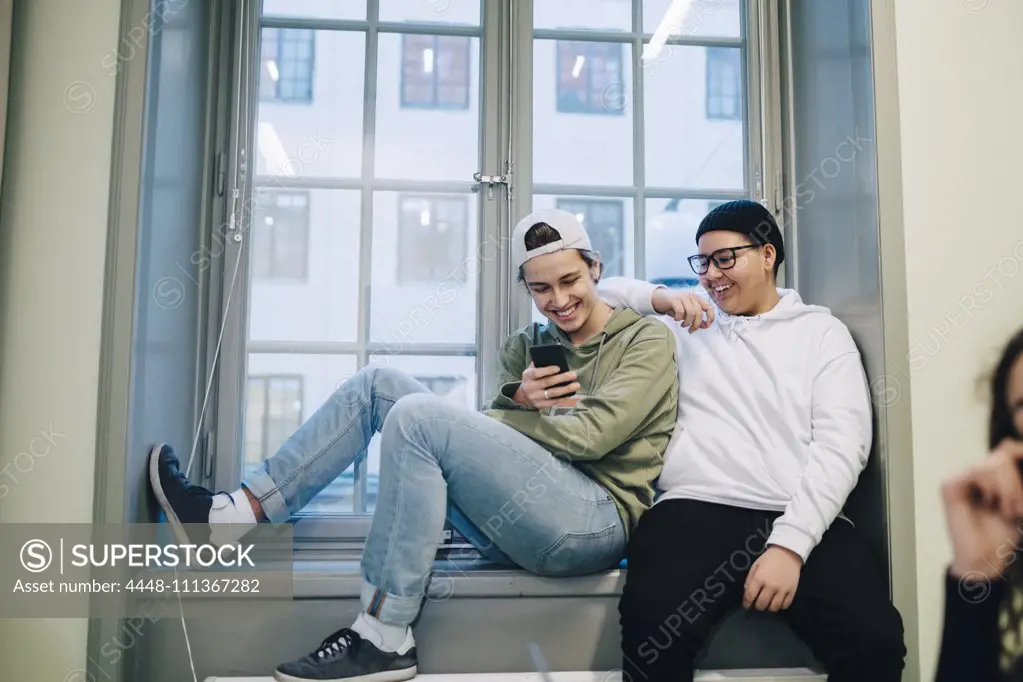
left=515, top=222, right=601, bottom=283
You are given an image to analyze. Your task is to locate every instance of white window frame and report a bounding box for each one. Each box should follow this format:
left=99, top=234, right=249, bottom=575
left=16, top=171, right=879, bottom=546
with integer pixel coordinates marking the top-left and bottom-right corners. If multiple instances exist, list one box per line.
left=202, top=0, right=782, bottom=555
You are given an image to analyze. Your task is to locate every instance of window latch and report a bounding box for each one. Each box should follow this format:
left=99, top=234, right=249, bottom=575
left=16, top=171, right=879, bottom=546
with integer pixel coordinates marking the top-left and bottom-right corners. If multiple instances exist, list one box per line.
left=472, top=171, right=510, bottom=200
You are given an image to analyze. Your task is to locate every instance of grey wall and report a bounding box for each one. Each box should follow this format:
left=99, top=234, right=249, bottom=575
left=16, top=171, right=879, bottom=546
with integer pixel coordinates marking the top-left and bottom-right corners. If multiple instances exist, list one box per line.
left=127, top=0, right=210, bottom=524
left=782, top=0, right=892, bottom=578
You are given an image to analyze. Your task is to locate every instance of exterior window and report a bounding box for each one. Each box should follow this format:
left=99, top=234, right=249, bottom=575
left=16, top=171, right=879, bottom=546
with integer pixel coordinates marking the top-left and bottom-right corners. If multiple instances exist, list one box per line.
left=401, top=34, right=471, bottom=109
left=244, top=376, right=303, bottom=474
left=252, top=190, right=310, bottom=280
left=397, top=195, right=467, bottom=285
left=556, top=41, right=624, bottom=115
left=706, top=47, right=742, bottom=120
left=556, top=198, right=626, bottom=277
left=260, top=28, right=315, bottom=103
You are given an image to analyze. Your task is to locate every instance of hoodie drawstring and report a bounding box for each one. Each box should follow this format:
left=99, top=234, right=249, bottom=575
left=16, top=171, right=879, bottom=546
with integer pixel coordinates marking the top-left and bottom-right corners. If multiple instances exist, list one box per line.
left=590, top=332, right=607, bottom=389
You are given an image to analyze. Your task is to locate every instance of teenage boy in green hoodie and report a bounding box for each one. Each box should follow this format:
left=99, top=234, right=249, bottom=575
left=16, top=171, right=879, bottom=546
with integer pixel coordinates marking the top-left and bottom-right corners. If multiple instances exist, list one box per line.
left=147, top=208, right=679, bottom=682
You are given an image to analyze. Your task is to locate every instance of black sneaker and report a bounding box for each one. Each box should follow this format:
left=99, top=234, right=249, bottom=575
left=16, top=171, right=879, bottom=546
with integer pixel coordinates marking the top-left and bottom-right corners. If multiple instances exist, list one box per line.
left=274, top=628, right=417, bottom=682
left=147, top=443, right=215, bottom=547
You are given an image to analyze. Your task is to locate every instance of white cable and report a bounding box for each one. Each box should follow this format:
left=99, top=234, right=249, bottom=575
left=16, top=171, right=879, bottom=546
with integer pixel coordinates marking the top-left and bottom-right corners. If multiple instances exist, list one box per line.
left=176, top=1, right=250, bottom=678
left=177, top=229, right=245, bottom=682
left=184, top=234, right=245, bottom=481
left=175, top=565, right=199, bottom=682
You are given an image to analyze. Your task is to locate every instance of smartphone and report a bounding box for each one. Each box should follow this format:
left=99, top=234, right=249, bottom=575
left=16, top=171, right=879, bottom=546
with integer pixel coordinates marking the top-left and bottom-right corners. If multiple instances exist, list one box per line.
left=528, top=344, right=576, bottom=397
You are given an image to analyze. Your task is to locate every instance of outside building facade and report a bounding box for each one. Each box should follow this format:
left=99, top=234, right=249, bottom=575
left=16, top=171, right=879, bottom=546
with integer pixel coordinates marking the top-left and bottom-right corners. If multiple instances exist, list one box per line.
left=244, top=0, right=746, bottom=514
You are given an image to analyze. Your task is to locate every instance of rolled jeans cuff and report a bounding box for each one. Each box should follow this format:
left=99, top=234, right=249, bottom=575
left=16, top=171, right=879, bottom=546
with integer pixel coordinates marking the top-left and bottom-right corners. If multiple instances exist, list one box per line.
left=360, top=580, right=424, bottom=627
left=240, top=468, right=291, bottom=526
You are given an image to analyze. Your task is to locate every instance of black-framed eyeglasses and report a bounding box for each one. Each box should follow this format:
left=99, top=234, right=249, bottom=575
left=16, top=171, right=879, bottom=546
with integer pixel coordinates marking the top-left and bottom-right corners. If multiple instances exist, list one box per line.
left=687, top=244, right=761, bottom=275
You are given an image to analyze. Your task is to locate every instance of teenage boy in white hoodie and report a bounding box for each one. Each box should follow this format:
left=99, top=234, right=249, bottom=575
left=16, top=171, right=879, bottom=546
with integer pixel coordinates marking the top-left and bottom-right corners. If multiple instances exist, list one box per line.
left=600, top=200, right=906, bottom=681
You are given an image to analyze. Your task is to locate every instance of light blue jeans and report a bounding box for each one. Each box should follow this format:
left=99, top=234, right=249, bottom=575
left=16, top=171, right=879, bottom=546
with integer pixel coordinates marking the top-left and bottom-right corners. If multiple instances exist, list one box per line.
left=242, top=366, right=627, bottom=626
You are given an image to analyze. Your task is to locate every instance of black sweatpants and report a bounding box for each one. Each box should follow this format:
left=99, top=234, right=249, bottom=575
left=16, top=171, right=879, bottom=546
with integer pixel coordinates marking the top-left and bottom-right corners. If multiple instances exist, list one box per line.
left=618, top=499, right=906, bottom=681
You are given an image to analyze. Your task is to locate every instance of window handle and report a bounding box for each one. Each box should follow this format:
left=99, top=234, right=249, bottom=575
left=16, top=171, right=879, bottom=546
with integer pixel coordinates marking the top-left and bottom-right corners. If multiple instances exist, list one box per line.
left=472, top=171, right=510, bottom=200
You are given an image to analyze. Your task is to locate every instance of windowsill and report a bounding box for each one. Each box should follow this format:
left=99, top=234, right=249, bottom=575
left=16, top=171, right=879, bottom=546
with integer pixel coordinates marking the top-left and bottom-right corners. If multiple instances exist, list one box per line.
left=291, top=559, right=627, bottom=599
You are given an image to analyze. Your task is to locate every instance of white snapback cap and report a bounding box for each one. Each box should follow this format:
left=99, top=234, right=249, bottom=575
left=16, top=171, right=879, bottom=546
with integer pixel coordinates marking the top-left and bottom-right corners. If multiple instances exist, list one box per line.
left=511, top=208, right=593, bottom=270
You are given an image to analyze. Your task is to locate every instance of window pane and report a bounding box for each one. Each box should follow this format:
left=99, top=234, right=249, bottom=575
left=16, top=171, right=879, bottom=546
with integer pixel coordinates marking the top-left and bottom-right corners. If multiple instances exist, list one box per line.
left=642, top=0, right=742, bottom=38
left=644, top=44, right=745, bottom=190
left=377, top=33, right=480, bottom=181
left=244, top=379, right=267, bottom=474
left=370, top=192, right=478, bottom=345
left=257, top=29, right=365, bottom=179
left=379, top=0, right=480, bottom=26
left=363, top=354, right=477, bottom=513
left=244, top=354, right=359, bottom=514
left=534, top=0, right=632, bottom=31
left=534, top=39, right=634, bottom=186
left=248, top=189, right=361, bottom=344
left=645, top=197, right=718, bottom=286
left=250, top=190, right=310, bottom=280
left=705, top=47, right=742, bottom=120
left=262, top=0, right=366, bottom=21
left=531, top=195, right=634, bottom=326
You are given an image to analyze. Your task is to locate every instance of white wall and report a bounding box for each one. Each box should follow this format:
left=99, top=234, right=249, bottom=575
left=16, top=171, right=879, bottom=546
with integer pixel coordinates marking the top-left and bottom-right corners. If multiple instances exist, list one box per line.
left=890, top=0, right=1023, bottom=678
left=0, top=0, right=120, bottom=677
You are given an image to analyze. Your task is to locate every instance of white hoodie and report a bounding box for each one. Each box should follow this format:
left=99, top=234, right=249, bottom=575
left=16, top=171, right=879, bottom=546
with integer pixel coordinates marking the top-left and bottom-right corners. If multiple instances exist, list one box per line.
left=598, top=277, right=872, bottom=563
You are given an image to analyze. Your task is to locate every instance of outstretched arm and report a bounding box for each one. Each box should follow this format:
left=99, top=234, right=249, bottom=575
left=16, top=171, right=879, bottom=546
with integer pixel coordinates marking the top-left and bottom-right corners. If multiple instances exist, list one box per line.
left=598, top=277, right=664, bottom=315
left=600, top=277, right=715, bottom=332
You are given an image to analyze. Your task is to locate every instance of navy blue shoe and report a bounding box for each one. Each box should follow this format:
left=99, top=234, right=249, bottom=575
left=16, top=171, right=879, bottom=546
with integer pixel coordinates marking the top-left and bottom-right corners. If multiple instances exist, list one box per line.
left=274, top=628, right=417, bottom=682
left=148, top=443, right=215, bottom=547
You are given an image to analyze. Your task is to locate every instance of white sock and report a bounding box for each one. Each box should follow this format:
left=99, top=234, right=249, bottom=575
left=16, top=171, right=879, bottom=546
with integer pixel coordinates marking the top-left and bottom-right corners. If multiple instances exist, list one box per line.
left=208, top=489, right=258, bottom=547
left=351, top=611, right=413, bottom=653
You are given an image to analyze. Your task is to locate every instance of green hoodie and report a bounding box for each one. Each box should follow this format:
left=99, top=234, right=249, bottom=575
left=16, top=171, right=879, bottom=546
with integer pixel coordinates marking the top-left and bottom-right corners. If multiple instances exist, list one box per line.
left=483, top=307, right=678, bottom=537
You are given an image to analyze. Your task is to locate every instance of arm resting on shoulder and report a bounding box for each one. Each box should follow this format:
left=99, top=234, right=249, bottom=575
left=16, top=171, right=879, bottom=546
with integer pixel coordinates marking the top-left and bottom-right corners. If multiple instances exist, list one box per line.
left=598, top=276, right=664, bottom=316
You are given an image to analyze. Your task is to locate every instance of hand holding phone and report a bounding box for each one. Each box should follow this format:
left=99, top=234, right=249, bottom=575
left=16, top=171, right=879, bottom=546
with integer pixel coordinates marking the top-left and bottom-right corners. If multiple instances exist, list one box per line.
left=517, top=344, right=580, bottom=409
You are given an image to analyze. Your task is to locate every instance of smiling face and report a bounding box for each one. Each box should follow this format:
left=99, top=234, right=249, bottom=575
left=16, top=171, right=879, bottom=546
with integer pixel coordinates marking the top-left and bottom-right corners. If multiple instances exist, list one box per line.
left=521, top=249, right=602, bottom=338
left=695, top=230, right=778, bottom=315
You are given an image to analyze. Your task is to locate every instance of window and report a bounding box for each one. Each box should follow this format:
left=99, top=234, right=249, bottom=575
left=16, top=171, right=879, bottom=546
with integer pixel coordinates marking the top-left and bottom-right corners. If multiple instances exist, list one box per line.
left=244, top=376, right=303, bottom=474
left=556, top=40, right=624, bottom=115
left=401, top=34, right=471, bottom=109
left=706, top=47, right=742, bottom=120
left=556, top=198, right=626, bottom=277
left=397, top=195, right=468, bottom=285
left=260, top=28, right=315, bottom=103
left=251, top=190, right=310, bottom=280
left=208, top=0, right=759, bottom=548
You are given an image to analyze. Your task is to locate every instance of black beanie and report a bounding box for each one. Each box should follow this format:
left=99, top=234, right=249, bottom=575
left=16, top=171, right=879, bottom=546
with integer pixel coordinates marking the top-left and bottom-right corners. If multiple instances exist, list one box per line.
left=695, top=200, right=785, bottom=267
